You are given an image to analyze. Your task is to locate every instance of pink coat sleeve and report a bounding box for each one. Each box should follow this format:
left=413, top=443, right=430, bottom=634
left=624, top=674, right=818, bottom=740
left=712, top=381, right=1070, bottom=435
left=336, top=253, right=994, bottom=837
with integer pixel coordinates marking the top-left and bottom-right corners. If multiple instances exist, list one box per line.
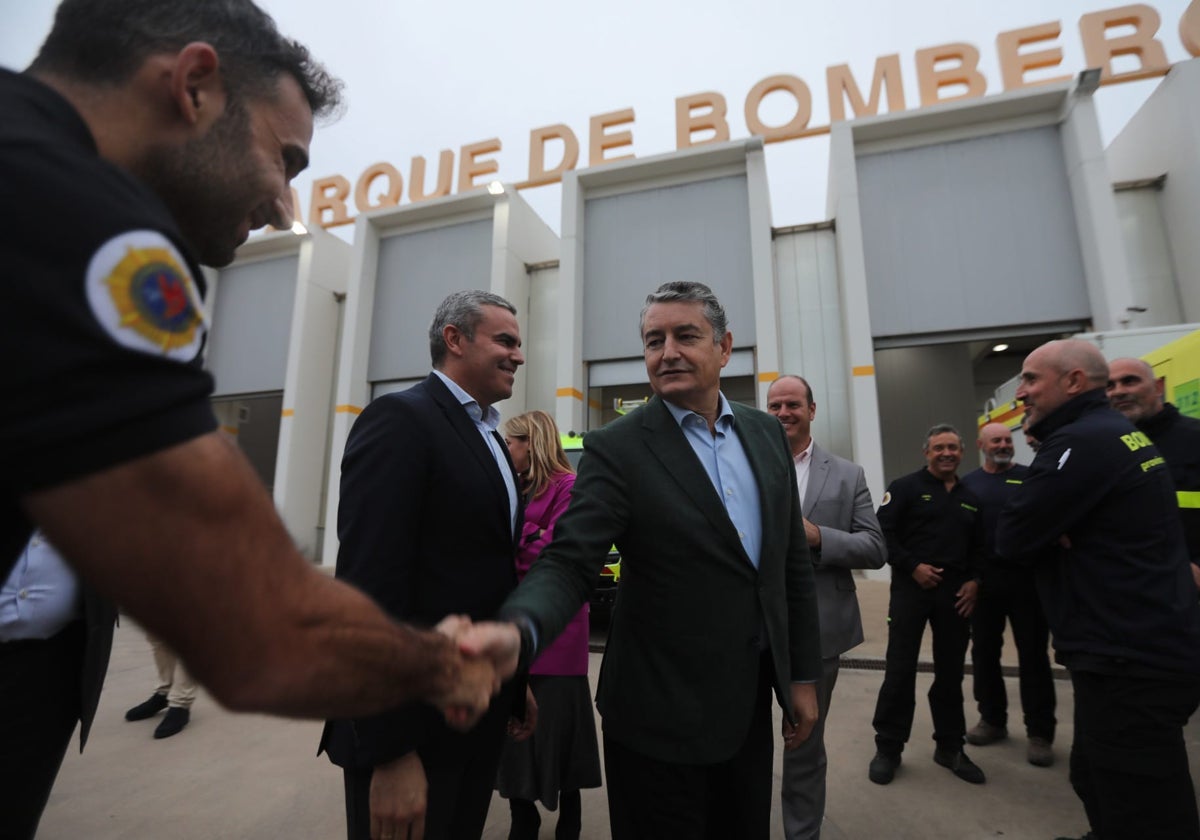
left=515, top=472, right=576, bottom=578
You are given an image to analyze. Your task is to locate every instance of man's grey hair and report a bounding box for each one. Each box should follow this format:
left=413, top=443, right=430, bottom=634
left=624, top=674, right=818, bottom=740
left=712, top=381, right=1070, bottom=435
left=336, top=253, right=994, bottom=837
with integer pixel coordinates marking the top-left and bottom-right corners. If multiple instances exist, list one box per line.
left=924, top=423, right=963, bottom=449
left=638, top=281, right=728, bottom=342
left=429, top=290, right=517, bottom=367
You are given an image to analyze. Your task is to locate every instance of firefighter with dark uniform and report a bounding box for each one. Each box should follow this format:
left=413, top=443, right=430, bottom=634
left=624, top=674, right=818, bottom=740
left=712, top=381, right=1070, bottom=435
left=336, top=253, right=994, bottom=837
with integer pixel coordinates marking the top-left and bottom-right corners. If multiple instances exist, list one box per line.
left=868, top=423, right=986, bottom=786
left=999, top=340, right=1200, bottom=840
left=961, top=422, right=1057, bottom=768
left=1, top=3, right=503, bottom=837
left=1108, top=356, right=1200, bottom=593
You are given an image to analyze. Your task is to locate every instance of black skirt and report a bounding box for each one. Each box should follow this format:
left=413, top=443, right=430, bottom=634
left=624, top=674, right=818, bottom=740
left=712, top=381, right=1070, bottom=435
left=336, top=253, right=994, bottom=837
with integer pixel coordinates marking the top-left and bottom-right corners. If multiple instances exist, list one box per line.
left=495, top=674, right=602, bottom=810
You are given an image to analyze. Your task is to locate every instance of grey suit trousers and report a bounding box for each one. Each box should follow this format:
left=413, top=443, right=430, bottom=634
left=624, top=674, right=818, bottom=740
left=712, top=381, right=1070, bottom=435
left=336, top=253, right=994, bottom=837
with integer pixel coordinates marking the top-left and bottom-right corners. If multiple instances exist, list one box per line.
left=781, top=655, right=841, bottom=840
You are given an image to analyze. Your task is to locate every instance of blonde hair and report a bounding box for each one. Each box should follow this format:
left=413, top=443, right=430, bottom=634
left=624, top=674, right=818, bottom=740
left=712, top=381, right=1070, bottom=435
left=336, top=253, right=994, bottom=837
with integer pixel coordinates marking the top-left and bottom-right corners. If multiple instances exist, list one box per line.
left=503, top=410, right=573, bottom=500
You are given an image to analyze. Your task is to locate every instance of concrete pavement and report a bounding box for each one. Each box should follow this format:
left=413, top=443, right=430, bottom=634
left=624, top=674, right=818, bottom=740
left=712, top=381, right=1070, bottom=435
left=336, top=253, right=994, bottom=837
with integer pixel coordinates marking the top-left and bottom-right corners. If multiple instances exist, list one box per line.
left=37, top=579, right=1200, bottom=838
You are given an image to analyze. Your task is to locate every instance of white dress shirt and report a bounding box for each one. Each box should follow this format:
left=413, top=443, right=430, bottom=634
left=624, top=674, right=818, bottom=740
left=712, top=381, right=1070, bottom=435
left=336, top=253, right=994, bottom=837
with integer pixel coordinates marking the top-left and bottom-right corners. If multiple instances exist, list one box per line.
left=0, top=531, right=81, bottom=642
left=792, top=438, right=814, bottom=510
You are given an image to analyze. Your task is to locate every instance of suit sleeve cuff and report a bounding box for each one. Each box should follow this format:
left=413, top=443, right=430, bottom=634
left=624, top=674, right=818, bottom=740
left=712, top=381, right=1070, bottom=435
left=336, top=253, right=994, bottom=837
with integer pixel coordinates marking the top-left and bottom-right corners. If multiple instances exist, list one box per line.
left=512, top=614, right=539, bottom=673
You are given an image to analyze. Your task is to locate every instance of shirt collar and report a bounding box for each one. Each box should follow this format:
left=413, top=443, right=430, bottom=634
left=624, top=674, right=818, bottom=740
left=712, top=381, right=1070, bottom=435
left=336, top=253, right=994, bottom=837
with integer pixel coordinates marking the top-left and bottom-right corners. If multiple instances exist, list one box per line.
left=433, top=370, right=501, bottom=431
left=1029, top=388, right=1109, bottom=441
left=794, top=438, right=814, bottom=465
left=662, top=392, right=735, bottom=431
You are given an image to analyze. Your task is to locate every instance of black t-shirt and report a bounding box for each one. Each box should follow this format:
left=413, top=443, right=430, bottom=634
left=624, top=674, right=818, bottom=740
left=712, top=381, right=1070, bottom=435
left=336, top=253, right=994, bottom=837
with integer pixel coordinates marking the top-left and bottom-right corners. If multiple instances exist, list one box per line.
left=876, top=466, right=984, bottom=577
left=1, top=69, right=217, bottom=572
left=960, top=464, right=1030, bottom=561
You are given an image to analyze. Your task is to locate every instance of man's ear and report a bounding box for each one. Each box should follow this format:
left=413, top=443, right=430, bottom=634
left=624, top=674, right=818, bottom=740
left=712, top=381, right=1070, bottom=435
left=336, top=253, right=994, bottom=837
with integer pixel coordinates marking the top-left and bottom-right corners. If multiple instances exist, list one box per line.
left=443, top=324, right=466, bottom=358
left=169, top=42, right=224, bottom=128
left=1064, top=369, right=1089, bottom=395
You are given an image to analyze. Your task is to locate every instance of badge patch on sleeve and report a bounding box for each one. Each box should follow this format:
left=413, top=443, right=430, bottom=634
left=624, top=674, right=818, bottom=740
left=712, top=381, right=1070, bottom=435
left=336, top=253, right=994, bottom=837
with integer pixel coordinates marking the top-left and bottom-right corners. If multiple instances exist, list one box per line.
left=85, top=230, right=206, bottom=361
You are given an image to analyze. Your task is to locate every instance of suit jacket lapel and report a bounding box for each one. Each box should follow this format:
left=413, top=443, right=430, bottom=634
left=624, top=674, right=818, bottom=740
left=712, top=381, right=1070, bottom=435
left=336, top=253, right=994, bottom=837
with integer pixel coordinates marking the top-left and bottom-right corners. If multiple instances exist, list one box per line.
left=424, top=374, right=516, bottom=540
left=639, top=397, right=751, bottom=566
left=803, top=442, right=832, bottom=518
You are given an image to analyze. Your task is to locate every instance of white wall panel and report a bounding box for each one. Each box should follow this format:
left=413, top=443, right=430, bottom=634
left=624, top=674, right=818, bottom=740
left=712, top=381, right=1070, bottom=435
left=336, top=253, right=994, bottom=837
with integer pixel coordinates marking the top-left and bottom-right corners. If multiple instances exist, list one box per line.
left=207, top=254, right=299, bottom=396
left=772, top=228, right=854, bottom=461
left=525, top=263, right=560, bottom=413
left=1107, top=60, right=1200, bottom=323
left=1115, top=188, right=1182, bottom=327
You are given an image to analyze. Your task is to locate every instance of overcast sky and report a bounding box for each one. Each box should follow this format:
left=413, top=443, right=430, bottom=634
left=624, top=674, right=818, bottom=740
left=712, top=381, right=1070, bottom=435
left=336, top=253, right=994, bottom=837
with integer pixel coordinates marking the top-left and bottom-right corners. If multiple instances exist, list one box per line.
left=3, top=1, right=1194, bottom=234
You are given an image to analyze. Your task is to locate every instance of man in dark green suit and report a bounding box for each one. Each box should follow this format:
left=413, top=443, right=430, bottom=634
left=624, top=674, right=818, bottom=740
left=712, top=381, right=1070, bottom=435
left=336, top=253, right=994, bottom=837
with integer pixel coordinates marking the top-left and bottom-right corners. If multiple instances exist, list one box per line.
left=470, top=281, right=822, bottom=839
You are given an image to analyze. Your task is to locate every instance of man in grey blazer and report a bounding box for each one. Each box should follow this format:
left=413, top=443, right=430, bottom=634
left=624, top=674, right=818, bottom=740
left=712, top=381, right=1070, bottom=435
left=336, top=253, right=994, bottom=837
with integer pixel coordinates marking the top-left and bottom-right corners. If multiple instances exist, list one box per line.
left=767, top=375, right=886, bottom=840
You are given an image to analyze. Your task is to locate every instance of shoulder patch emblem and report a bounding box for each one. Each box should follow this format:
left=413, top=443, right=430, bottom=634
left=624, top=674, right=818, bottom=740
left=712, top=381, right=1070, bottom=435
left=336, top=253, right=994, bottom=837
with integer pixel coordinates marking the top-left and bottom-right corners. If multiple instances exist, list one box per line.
left=880, top=491, right=891, bottom=506
left=85, top=230, right=206, bottom=361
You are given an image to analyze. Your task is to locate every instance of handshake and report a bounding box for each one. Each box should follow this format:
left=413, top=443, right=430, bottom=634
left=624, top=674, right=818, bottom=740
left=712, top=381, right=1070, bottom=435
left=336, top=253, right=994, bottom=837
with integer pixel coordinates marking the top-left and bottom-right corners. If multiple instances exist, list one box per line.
left=429, top=615, right=523, bottom=730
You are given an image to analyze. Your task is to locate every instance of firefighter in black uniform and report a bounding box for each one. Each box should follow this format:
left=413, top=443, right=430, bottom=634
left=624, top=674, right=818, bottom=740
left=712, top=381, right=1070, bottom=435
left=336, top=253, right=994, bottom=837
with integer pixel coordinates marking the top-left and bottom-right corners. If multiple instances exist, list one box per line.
left=999, top=340, right=1200, bottom=840
left=868, top=424, right=986, bottom=786
left=961, top=422, right=1056, bottom=768
left=1108, top=356, right=1200, bottom=592
left=2, top=3, right=501, bottom=837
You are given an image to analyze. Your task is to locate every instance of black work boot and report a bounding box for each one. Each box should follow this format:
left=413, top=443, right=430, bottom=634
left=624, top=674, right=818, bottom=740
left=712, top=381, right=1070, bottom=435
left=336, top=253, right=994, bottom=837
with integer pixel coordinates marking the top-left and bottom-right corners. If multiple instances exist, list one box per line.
left=868, top=751, right=901, bottom=784
left=125, top=693, right=168, bottom=721
left=153, top=706, right=190, bottom=739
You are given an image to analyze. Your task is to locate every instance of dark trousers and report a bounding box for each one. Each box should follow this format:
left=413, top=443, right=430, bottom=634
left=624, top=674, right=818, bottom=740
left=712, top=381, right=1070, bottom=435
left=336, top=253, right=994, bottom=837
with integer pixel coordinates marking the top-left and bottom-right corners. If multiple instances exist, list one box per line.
left=872, top=570, right=971, bottom=754
left=780, top=654, right=839, bottom=840
left=507, top=792, right=581, bottom=840
left=970, top=565, right=1056, bottom=740
left=603, top=653, right=775, bottom=840
left=342, top=693, right=510, bottom=840
left=0, top=622, right=85, bottom=840
left=1069, top=669, right=1200, bottom=840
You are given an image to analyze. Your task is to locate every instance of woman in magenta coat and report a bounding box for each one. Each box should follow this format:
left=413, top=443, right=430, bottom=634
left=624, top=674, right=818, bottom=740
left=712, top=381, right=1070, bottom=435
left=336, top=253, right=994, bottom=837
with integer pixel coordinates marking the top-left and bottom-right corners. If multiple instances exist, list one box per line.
left=496, top=410, right=601, bottom=840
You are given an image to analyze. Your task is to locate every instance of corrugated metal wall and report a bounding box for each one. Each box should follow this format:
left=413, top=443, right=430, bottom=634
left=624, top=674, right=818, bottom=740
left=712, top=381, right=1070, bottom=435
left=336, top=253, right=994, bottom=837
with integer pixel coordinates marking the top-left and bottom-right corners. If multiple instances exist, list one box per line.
left=857, top=127, right=1089, bottom=340
left=367, top=217, right=493, bottom=383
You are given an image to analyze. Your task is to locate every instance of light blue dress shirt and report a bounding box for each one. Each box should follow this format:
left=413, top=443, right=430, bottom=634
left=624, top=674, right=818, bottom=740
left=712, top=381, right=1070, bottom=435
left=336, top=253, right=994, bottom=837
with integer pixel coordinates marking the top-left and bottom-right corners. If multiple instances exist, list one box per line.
left=0, top=531, right=81, bottom=642
left=432, top=370, right=519, bottom=536
left=663, top=393, right=764, bottom=569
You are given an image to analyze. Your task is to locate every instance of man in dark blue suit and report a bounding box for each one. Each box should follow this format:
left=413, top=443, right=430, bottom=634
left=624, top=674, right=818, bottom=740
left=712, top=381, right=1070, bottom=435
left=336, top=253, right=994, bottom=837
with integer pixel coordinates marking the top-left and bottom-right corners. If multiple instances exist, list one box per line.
left=321, top=290, right=528, bottom=840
